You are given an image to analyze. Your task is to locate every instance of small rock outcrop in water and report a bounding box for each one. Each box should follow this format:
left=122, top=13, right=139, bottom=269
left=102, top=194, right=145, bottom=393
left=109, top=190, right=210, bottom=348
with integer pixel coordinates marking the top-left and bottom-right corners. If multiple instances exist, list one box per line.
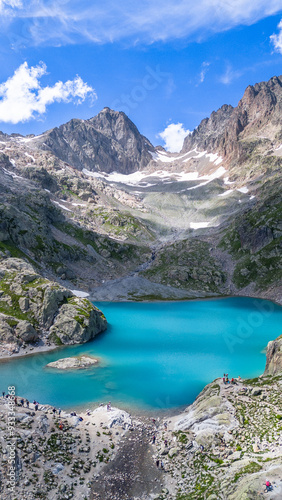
left=0, top=257, right=107, bottom=355
left=264, top=335, right=282, bottom=375
left=46, top=355, right=98, bottom=370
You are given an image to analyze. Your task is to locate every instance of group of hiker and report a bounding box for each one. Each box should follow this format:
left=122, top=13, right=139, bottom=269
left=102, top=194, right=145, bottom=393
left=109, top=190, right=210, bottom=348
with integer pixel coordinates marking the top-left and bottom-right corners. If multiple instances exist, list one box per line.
left=222, top=373, right=238, bottom=384
left=2, top=392, right=34, bottom=408
left=1, top=391, right=65, bottom=416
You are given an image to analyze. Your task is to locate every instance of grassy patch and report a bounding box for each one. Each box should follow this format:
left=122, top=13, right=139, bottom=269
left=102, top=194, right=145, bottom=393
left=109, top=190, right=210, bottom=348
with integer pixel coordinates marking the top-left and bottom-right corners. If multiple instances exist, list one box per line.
left=233, top=462, right=262, bottom=482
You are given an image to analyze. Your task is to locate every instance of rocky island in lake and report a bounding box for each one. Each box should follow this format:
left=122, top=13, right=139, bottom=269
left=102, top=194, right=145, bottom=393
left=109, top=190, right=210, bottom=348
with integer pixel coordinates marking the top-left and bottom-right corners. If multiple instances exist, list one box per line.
left=46, top=355, right=99, bottom=370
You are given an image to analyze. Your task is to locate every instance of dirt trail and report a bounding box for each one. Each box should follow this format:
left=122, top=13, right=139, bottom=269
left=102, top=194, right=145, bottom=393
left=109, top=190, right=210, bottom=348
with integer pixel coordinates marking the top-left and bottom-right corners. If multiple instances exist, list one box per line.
left=91, top=422, right=165, bottom=500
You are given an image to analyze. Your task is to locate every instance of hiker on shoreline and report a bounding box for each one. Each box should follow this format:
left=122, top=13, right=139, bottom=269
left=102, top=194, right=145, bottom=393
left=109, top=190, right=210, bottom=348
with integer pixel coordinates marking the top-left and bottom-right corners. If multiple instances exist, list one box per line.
left=265, top=480, right=273, bottom=492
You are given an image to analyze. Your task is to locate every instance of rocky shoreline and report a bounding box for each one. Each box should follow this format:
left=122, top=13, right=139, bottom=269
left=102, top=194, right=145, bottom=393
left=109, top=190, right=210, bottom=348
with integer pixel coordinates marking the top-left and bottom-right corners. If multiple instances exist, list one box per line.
left=0, top=336, right=281, bottom=500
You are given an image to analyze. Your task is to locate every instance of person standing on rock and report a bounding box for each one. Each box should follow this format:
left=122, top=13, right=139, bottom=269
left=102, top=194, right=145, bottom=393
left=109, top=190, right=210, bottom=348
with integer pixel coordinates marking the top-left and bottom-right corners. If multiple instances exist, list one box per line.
left=152, top=435, right=156, bottom=444
left=265, top=480, right=273, bottom=492
left=156, top=459, right=159, bottom=468
left=2, top=391, right=5, bottom=398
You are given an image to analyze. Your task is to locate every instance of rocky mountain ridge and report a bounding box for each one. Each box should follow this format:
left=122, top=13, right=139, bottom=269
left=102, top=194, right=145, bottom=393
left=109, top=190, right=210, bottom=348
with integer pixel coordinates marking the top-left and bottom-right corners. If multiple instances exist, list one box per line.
left=0, top=74, right=281, bottom=305
left=182, top=75, right=282, bottom=161
left=26, top=107, right=155, bottom=174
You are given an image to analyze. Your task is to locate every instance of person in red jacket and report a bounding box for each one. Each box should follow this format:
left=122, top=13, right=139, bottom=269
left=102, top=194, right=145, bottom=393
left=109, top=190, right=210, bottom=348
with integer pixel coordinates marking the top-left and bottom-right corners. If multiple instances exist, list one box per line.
left=265, top=480, right=273, bottom=492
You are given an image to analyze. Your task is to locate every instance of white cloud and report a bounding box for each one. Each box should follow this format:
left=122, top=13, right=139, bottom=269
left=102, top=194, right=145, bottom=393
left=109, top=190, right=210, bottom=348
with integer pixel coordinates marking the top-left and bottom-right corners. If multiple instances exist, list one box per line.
left=199, top=61, right=210, bottom=84
left=158, top=123, right=191, bottom=153
left=0, top=0, right=22, bottom=9
left=0, top=0, right=21, bottom=16
left=0, top=62, right=96, bottom=124
left=1, top=1, right=282, bottom=46
left=219, top=64, right=242, bottom=85
left=270, top=19, right=282, bottom=54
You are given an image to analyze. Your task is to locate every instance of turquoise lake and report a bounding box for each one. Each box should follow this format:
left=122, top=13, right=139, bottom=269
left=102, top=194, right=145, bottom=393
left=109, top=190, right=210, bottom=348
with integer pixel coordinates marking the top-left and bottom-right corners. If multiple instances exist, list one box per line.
left=0, top=297, right=281, bottom=412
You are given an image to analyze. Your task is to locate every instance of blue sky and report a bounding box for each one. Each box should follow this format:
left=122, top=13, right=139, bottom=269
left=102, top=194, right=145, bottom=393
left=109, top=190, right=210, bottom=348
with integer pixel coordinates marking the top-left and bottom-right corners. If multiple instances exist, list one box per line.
left=0, top=1, right=282, bottom=151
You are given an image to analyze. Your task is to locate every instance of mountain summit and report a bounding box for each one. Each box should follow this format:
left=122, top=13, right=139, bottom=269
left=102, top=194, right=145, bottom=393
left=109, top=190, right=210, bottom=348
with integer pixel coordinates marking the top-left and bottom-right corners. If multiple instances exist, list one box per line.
left=182, top=75, right=282, bottom=159
left=0, top=75, right=281, bottom=304
left=33, top=107, right=155, bottom=174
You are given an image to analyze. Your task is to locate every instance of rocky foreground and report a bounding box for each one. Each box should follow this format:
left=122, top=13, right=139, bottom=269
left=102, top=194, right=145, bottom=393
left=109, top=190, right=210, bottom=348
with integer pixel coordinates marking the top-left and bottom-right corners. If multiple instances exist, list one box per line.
left=0, top=337, right=282, bottom=500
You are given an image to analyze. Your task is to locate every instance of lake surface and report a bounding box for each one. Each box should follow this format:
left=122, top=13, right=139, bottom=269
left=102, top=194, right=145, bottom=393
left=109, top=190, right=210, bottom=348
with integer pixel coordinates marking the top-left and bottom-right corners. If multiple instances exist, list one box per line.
left=0, top=297, right=281, bottom=412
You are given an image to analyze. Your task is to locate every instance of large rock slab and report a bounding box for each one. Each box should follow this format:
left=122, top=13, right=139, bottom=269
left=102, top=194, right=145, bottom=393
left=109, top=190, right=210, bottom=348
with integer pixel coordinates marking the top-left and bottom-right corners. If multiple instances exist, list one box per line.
left=264, top=336, right=282, bottom=376
left=172, top=381, right=238, bottom=447
left=46, top=355, right=98, bottom=370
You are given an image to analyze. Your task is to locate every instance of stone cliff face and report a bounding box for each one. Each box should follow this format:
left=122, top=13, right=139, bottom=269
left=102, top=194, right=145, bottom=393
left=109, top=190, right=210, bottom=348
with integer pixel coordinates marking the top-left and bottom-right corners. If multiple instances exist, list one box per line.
left=264, top=336, right=282, bottom=376
left=182, top=75, right=282, bottom=160
left=34, top=107, right=155, bottom=174
left=0, top=258, right=107, bottom=354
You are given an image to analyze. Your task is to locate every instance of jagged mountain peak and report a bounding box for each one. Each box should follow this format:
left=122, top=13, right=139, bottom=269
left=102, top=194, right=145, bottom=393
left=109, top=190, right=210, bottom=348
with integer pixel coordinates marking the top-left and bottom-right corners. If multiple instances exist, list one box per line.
left=182, top=74, right=282, bottom=158
left=31, top=108, right=155, bottom=175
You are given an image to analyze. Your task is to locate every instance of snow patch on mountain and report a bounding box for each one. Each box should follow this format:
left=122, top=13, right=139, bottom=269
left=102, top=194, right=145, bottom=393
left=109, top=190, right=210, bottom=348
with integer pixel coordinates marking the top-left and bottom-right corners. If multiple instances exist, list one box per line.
left=224, top=177, right=235, bottom=185
left=52, top=201, right=72, bottom=212
left=190, top=222, right=210, bottom=229
left=150, top=150, right=191, bottom=163
left=237, top=186, right=249, bottom=194
left=82, top=166, right=226, bottom=188
left=24, top=152, right=35, bottom=162
left=18, top=134, right=45, bottom=144
left=70, top=290, right=90, bottom=298
left=218, top=189, right=234, bottom=197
